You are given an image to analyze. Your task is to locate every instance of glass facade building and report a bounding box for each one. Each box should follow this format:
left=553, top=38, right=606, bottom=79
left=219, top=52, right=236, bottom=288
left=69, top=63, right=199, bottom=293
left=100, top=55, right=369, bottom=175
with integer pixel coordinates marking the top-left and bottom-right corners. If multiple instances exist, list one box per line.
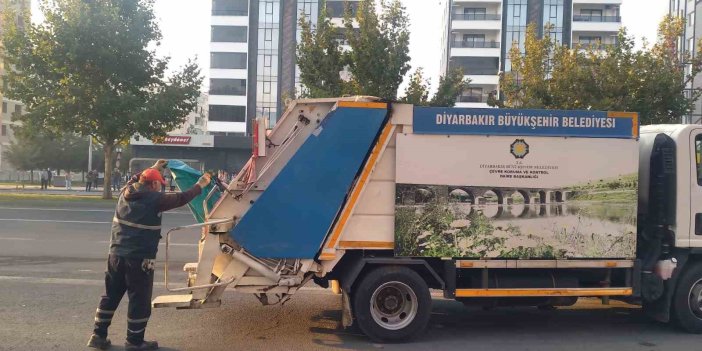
left=442, top=0, right=621, bottom=108
left=209, top=0, right=358, bottom=134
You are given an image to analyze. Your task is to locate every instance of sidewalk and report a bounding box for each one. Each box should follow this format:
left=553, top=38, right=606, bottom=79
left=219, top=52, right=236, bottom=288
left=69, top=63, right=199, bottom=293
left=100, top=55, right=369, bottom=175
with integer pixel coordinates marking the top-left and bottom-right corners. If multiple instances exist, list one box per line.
left=0, top=184, right=111, bottom=197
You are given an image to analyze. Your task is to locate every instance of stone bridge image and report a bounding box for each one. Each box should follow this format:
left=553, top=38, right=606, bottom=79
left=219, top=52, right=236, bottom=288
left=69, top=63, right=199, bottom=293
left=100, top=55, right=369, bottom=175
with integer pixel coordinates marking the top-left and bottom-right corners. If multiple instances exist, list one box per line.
left=397, top=185, right=570, bottom=206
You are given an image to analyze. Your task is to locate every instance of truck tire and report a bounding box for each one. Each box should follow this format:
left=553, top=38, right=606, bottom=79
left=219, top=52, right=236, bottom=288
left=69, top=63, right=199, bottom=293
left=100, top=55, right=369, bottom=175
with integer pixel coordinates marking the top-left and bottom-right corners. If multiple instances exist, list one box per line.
left=673, top=262, right=702, bottom=333
left=352, top=266, right=431, bottom=342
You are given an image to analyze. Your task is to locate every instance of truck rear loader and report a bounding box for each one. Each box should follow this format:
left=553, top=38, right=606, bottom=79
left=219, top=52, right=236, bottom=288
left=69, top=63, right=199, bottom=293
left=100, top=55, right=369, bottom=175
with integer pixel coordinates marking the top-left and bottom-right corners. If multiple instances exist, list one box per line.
left=153, top=97, right=702, bottom=342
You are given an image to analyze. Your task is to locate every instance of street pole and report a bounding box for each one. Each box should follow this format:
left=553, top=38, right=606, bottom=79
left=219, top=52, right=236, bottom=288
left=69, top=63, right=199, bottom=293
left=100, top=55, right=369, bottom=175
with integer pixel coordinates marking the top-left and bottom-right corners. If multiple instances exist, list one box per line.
left=88, top=137, right=93, bottom=171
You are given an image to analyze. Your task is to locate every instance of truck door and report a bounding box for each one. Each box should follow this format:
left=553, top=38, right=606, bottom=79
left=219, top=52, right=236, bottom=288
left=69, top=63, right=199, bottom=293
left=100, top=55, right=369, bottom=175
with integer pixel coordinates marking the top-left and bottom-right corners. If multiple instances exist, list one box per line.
left=691, top=130, right=702, bottom=248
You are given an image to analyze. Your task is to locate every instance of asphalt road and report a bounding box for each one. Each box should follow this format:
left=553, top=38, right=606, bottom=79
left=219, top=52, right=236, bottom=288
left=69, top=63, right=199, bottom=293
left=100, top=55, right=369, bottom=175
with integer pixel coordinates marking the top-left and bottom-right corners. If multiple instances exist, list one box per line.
left=1, top=199, right=701, bottom=351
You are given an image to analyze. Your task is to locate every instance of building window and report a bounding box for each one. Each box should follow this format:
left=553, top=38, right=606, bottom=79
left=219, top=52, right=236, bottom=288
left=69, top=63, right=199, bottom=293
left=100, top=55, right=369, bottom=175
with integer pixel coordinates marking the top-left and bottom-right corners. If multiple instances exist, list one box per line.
left=543, top=0, right=564, bottom=44
left=2, top=102, right=6, bottom=113
left=211, top=26, right=248, bottom=42
left=209, top=79, right=247, bottom=95
left=450, top=57, right=499, bottom=75
left=212, top=0, right=248, bottom=16
left=209, top=105, right=246, bottom=122
left=14, top=104, right=21, bottom=115
left=194, top=116, right=203, bottom=126
left=505, top=0, right=528, bottom=71
left=256, top=0, right=280, bottom=125
left=210, top=52, right=247, bottom=69
left=1, top=125, right=6, bottom=136
left=460, top=87, right=484, bottom=103
left=325, top=1, right=358, bottom=18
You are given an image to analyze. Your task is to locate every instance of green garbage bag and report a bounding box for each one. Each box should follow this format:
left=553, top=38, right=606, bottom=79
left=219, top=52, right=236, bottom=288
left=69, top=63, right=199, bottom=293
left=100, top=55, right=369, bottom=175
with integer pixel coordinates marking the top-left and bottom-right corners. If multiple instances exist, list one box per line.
left=167, top=159, right=221, bottom=223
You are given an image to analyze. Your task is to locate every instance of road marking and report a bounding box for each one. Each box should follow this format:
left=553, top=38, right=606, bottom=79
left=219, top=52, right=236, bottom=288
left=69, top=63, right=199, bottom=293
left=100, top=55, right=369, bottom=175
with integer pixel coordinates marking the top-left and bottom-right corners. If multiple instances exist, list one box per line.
left=0, top=275, right=167, bottom=287
left=0, top=207, right=191, bottom=215
left=0, top=237, right=36, bottom=241
left=95, top=240, right=197, bottom=247
left=0, top=218, right=111, bottom=224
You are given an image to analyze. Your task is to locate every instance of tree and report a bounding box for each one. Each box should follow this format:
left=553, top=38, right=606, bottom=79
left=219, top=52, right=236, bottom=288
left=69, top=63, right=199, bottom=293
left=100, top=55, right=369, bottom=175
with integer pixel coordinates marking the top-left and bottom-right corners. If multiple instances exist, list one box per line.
left=296, top=0, right=346, bottom=98
left=429, top=68, right=471, bottom=107
left=399, top=67, right=471, bottom=107
left=344, top=0, right=411, bottom=100
left=2, top=0, right=203, bottom=199
left=399, top=68, right=429, bottom=105
left=494, top=16, right=702, bottom=125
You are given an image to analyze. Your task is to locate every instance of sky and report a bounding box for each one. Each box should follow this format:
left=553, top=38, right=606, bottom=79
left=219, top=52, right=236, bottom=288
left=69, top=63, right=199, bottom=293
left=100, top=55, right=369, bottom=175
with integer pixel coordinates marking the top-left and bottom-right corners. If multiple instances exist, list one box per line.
left=31, top=0, right=670, bottom=94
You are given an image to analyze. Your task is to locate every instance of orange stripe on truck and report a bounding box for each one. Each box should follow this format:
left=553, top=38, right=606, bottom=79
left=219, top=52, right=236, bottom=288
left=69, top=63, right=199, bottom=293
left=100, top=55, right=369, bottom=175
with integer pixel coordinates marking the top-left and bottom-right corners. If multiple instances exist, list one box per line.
left=454, top=287, right=633, bottom=298
left=324, top=123, right=394, bottom=250
left=338, top=241, right=395, bottom=249
left=337, top=101, right=388, bottom=109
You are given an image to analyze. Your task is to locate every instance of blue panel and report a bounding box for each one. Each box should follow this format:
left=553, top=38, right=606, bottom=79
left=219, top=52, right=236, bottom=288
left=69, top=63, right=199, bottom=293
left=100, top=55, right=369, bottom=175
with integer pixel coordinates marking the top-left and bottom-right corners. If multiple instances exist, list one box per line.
left=230, top=107, right=387, bottom=258
left=414, top=107, right=638, bottom=139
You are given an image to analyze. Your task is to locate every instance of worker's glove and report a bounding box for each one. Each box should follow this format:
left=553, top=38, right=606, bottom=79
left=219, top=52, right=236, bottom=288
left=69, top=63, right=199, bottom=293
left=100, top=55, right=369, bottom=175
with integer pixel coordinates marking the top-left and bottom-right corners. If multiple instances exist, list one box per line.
left=196, top=173, right=212, bottom=189
left=150, top=159, right=168, bottom=173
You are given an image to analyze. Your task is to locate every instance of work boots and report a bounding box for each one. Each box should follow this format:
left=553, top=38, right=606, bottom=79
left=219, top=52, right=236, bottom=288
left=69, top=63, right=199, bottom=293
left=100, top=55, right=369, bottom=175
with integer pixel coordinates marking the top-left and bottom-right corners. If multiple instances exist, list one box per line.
left=86, top=334, right=112, bottom=349
left=125, top=340, right=159, bottom=351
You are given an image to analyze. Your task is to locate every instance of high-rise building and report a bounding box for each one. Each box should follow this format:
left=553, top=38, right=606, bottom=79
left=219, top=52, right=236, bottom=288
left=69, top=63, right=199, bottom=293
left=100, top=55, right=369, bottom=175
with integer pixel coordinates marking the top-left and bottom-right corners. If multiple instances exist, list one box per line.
left=0, top=0, right=30, bottom=171
left=669, top=0, right=702, bottom=123
left=441, top=0, right=623, bottom=108
left=208, top=0, right=359, bottom=135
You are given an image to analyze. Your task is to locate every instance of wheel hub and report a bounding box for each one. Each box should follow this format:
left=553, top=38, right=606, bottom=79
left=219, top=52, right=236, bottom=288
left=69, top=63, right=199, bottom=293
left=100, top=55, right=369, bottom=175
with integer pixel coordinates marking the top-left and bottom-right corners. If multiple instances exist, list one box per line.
left=370, top=281, right=418, bottom=331
left=689, top=279, right=702, bottom=319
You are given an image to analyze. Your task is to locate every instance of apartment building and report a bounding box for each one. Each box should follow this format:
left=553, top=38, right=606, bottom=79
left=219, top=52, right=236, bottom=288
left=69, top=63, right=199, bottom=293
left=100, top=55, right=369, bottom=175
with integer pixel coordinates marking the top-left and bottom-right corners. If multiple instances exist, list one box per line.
left=0, top=0, right=30, bottom=171
left=670, top=0, right=702, bottom=123
left=208, top=0, right=359, bottom=135
left=441, top=0, right=623, bottom=108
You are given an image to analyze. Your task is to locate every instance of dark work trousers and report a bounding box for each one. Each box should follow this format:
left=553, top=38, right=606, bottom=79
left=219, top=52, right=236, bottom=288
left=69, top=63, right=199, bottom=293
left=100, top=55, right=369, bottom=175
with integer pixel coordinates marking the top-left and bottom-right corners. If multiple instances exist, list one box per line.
left=93, top=254, right=154, bottom=344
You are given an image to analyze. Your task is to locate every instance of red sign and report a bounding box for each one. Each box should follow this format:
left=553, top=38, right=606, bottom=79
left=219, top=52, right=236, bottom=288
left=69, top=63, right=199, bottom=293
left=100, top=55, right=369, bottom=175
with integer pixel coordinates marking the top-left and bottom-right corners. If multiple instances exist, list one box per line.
left=158, top=136, right=191, bottom=145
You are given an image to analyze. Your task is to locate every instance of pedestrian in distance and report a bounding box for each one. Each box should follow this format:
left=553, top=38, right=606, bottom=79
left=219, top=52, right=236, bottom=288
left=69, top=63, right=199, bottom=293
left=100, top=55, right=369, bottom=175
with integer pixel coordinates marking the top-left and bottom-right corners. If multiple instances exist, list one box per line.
left=93, top=170, right=100, bottom=190
left=65, top=170, right=72, bottom=190
left=40, top=169, right=49, bottom=190
left=87, top=160, right=212, bottom=351
left=113, top=168, right=122, bottom=192
left=86, top=170, right=94, bottom=192
left=47, top=168, right=53, bottom=188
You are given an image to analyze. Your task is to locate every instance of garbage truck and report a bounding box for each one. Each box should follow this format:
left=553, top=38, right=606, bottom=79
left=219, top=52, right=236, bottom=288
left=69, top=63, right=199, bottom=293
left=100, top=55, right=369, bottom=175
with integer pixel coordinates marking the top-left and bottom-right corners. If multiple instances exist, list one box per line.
left=153, top=96, right=702, bottom=342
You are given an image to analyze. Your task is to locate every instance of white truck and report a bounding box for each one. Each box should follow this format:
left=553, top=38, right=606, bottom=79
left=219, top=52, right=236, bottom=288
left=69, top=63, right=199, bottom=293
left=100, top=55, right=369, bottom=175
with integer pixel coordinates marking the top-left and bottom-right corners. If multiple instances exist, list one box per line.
left=153, top=97, right=702, bottom=342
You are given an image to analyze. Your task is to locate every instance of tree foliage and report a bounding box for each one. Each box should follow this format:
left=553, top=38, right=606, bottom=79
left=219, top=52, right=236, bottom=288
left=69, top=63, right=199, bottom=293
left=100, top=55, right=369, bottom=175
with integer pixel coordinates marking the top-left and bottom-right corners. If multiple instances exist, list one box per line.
left=2, top=0, right=203, bottom=198
left=399, top=67, right=471, bottom=107
left=296, top=0, right=345, bottom=98
left=297, top=0, right=411, bottom=100
left=495, top=16, right=702, bottom=124
left=2, top=130, right=92, bottom=172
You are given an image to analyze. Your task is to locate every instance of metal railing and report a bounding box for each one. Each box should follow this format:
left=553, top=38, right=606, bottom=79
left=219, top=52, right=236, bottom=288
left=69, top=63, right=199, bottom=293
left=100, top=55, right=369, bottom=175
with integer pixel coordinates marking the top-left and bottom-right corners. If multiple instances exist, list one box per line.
left=452, top=13, right=501, bottom=21
left=573, top=15, right=621, bottom=22
left=457, top=95, right=487, bottom=103
left=452, top=40, right=500, bottom=48
left=212, top=10, right=248, bottom=16
left=573, top=42, right=616, bottom=50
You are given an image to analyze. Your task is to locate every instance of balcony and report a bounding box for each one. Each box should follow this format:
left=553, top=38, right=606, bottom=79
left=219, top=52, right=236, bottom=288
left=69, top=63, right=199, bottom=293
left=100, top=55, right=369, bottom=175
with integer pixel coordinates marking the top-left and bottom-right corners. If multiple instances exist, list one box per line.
left=572, top=15, right=620, bottom=32
left=452, top=13, right=501, bottom=21
left=452, top=40, right=500, bottom=48
left=573, top=15, right=621, bottom=22
left=573, top=42, right=616, bottom=50
left=450, top=40, right=500, bottom=57
left=452, top=13, right=501, bottom=31
left=211, top=10, right=248, bottom=16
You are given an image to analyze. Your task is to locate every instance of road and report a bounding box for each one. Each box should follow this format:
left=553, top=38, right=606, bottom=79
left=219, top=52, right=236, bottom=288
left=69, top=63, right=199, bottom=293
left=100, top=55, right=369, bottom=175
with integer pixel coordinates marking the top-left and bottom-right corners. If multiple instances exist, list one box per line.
left=0, top=199, right=700, bottom=351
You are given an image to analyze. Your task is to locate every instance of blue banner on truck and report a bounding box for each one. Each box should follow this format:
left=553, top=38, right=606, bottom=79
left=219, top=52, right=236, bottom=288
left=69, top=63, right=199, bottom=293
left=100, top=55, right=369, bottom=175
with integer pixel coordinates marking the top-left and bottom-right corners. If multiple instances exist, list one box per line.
left=413, top=107, right=638, bottom=139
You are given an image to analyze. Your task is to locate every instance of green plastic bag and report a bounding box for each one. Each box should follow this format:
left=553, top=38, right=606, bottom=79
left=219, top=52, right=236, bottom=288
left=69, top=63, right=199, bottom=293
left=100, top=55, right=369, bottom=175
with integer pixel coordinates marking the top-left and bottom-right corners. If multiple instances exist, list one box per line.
left=168, top=159, right=221, bottom=223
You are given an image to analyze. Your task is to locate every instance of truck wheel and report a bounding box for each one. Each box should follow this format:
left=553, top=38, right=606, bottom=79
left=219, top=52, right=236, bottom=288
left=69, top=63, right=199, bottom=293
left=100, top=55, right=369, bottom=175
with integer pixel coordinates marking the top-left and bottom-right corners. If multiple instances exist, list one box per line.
left=352, top=266, right=431, bottom=342
left=673, top=263, right=702, bottom=333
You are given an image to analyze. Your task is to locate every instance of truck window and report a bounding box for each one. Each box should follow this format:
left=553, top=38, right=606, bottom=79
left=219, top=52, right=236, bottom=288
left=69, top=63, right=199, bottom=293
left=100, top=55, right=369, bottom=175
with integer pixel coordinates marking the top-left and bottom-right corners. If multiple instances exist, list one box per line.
left=697, top=135, right=702, bottom=185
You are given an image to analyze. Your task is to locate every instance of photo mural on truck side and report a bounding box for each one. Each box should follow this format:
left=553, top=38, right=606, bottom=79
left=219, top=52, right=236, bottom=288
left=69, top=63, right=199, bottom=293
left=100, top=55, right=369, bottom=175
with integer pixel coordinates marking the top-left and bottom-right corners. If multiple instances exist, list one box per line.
left=394, top=107, right=639, bottom=259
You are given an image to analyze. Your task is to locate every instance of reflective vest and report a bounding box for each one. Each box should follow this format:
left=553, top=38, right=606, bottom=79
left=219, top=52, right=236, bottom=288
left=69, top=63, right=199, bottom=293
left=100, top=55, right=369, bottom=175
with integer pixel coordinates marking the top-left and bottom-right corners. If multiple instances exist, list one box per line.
left=109, top=187, right=163, bottom=259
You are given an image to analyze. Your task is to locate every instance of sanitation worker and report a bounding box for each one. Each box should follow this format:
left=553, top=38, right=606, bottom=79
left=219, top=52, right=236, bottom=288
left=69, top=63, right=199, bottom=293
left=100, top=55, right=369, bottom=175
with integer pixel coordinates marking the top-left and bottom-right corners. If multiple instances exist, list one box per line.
left=87, top=160, right=211, bottom=350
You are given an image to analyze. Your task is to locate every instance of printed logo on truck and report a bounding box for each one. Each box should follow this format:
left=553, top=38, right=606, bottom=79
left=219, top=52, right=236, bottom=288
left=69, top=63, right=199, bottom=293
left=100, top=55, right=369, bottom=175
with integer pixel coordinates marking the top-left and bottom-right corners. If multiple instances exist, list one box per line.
left=510, top=139, right=529, bottom=159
